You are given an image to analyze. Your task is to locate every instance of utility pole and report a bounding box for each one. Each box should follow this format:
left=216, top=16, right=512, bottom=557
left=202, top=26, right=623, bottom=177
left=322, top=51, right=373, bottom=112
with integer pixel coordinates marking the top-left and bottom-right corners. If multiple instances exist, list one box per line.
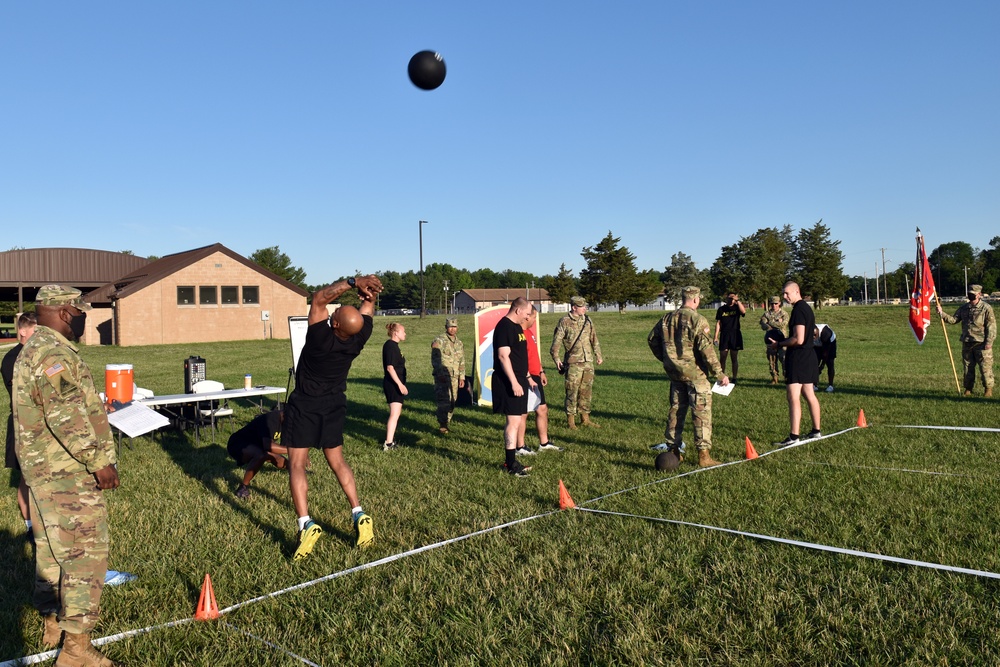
left=881, top=248, right=888, bottom=304
left=864, top=272, right=868, bottom=304
left=964, top=265, right=969, bottom=295
left=875, top=262, right=880, bottom=304
left=443, top=279, right=449, bottom=314
left=419, top=220, right=428, bottom=318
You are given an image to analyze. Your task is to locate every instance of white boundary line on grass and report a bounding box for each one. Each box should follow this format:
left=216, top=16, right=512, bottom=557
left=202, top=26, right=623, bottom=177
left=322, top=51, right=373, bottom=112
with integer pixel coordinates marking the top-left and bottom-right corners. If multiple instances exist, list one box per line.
left=0, top=512, right=556, bottom=667
left=798, top=461, right=973, bottom=477
left=576, top=507, right=1000, bottom=580
left=222, top=622, right=323, bottom=667
left=6, top=422, right=996, bottom=666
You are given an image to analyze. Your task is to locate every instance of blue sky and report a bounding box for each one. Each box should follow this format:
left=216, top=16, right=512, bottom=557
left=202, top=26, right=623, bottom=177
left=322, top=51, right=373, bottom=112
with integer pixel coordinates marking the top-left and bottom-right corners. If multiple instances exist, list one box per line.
left=3, top=2, right=997, bottom=286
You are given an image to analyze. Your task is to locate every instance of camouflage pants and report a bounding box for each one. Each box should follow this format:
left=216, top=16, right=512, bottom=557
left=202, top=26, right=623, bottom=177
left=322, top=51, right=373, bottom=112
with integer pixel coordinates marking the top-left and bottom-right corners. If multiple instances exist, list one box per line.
left=435, top=372, right=460, bottom=426
left=766, top=348, right=785, bottom=382
left=962, top=342, right=995, bottom=390
left=564, top=362, right=595, bottom=416
left=30, top=479, right=109, bottom=634
left=664, top=379, right=713, bottom=451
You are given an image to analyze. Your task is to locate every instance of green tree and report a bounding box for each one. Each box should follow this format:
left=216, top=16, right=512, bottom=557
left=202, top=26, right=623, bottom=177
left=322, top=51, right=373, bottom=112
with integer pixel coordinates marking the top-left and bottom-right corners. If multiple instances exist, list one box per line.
left=579, top=232, right=661, bottom=313
left=250, top=246, right=308, bottom=290
left=794, top=220, right=849, bottom=308
left=710, top=227, right=790, bottom=306
left=545, top=264, right=577, bottom=304
left=660, top=252, right=709, bottom=305
left=928, top=241, right=976, bottom=298
left=977, top=236, right=1000, bottom=294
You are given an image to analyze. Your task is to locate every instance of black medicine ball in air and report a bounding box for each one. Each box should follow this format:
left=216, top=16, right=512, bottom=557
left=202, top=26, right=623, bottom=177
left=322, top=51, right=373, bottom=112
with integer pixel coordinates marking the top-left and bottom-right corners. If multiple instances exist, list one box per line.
left=408, top=50, right=446, bottom=90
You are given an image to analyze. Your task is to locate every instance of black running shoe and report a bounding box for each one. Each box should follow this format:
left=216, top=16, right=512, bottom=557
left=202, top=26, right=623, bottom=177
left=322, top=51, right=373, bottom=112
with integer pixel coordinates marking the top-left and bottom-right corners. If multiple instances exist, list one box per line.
left=773, top=434, right=800, bottom=447
left=503, top=460, right=532, bottom=477
left=804, top=429, right=822, bottom=440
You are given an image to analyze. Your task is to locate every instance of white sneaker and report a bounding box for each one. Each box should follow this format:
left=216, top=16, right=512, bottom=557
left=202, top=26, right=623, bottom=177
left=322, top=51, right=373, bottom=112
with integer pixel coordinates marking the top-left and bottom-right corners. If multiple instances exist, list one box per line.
left=826, top=385, right=834, bottom=393
left=651, top=443, right=669, bottom=451
left=515, top=447, right=537, bottom=456
left=538, top=442, right=564, bottom=451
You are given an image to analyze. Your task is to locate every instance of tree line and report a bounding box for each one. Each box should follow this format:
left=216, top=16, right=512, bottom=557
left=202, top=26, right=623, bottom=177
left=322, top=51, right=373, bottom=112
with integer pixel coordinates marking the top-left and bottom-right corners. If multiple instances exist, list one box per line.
left=247, top=231, right=1000, bottom=312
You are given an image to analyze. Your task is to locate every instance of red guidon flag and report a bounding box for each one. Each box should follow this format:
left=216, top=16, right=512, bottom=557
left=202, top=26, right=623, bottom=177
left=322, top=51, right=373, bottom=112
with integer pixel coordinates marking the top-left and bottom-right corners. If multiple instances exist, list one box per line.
left=909, top=230, right=936, bottom=344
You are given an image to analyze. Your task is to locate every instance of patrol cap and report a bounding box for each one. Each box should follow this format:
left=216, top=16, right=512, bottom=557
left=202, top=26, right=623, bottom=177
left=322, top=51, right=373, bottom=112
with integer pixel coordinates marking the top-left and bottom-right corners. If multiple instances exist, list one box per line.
left=570, top=296, right=587, bottom=307
left=445, top=318, right=458, bottom=328
left=969, top=284, right=983, bottom=295
left=36, top=284, right=91, bottom=311
left=681, top=286, right=701, bottom=300
left=770, top=296, right=781, bottom=305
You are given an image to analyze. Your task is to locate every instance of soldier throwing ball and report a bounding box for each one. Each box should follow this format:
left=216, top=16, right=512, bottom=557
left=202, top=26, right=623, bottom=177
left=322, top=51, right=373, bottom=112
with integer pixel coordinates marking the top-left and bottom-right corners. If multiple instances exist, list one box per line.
left=13, top=285, right=121, bottom=666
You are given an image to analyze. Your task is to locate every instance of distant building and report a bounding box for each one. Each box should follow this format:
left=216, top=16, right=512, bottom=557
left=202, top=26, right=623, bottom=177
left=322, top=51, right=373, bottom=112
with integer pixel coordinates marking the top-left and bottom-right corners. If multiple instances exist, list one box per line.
left=454, top=288, right=552, bottom=313
left=84, top=243, right=309, bottom=346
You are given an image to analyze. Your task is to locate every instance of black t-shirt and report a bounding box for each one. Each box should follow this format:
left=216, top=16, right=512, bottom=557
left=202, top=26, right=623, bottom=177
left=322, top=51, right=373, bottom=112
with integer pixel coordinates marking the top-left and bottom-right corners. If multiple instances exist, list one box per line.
left=382, top=339, right=406, bottom=384
left=3, top=343, right=23, bottom=452
left=295, top=315, right=373, bottom=397
left=492, top=316, right=528, bottom=390
left=787, top=301, right=816, bottom=359
left=715, top=303, right=743, bottom=334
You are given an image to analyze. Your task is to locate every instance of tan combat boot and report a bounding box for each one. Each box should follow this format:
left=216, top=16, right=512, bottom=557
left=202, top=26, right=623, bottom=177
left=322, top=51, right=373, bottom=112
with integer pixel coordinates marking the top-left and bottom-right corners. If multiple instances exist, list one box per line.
left=986, top=387, right=993, bottom=398
left=42, top=614, right=62, bottom=648
left=581, top=413, right=601, bottom=428
left=698, top=449, right=721, bottom=468
left=567, top=415, right=577, bottom=430
left=54, top=632, right=117, bottom=667
left=964, top=389, right=973, bottom=397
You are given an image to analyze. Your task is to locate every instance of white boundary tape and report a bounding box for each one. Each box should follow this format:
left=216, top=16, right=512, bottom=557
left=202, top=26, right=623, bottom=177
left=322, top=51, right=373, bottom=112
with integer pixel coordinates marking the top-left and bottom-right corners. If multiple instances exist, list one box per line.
left=798, top=461, right=973, bottom=477
left=5, top=422, right=997, bottom=666
left=222, top=622, right=323, bottom=667
left=576, top=506, right=1000, bottom=580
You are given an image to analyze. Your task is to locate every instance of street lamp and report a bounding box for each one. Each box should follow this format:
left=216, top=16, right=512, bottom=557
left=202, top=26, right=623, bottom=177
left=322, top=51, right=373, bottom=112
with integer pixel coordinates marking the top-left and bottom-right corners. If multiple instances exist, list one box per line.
left=419, top=220, right=428, bottom=318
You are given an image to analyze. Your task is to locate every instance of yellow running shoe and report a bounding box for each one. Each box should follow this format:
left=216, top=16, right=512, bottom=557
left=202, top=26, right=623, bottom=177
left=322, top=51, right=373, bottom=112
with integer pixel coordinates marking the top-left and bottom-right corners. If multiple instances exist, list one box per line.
left=354, top=512, right=374, bottom=548
left=293, top=521, right=323, bottom=561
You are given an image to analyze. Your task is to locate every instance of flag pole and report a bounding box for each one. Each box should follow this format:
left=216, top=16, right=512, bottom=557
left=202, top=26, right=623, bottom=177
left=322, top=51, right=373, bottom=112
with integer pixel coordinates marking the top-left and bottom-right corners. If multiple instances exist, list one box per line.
left=919, top=228, right=962, bottom=394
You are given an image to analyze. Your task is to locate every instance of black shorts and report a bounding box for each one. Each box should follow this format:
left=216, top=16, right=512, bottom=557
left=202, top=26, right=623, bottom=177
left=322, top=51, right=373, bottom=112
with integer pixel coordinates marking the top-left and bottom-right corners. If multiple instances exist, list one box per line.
left=719, top=330, right=743, bottom=351
left=5, top=418, right=20, bottom=471
left=492, top=375, right=529, bottom=416
left=383, top=378, right=405, bottom=405
left=283, top=392, right=347, bottom=449
left=227, top=440, right=263, bottom=467
left=785, top=348, right=819, bottom=385
left=530, top=374, right=546, bottom=407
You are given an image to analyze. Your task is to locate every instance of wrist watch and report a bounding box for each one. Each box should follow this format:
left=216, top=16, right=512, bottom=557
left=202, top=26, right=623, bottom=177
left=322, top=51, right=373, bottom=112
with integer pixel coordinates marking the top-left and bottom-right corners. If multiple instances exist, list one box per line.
left=347, top=277, right=356, bottom=288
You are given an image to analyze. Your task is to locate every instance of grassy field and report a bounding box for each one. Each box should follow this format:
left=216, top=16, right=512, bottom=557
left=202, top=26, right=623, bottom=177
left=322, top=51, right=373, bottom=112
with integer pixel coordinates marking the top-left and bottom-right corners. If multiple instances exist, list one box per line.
left=2, top=304, right=999, bottom=665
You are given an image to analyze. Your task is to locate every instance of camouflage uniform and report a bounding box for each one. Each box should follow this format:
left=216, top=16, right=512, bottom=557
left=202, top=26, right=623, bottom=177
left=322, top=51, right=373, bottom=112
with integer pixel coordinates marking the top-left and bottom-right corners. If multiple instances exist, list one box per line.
left=550, top=307, right=602, bottom=418
left=648, top=302, right=724, bottom=453
left=431, top=319, right=465, bottom=428
left=13, top=324, right=116, bottom=635
left=941, top=288, right=996, bottom=393
left=759, top=301, right=789, bottom=383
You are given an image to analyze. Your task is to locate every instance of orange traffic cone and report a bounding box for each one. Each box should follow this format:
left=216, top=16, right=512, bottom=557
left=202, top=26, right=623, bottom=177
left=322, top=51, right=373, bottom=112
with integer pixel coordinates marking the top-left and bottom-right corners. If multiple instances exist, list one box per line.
left=195, top=573, right=220, bottom=621
left=745, top=436, right=759, bottom=460
left=857, top=409, right=868, bottom=428
left=558, top=480, right=576, bottom=510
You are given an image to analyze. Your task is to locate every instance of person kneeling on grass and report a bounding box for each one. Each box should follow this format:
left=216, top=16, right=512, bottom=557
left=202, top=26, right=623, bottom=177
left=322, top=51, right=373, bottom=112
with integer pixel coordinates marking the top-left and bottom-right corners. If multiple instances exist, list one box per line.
left=228, top=409, right=288, bottom=499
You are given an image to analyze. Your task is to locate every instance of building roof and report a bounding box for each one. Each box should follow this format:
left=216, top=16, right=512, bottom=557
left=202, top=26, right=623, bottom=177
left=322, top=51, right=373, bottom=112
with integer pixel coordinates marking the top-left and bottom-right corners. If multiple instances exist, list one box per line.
left=85, top=243, right=311, bottom=304
left=459, top=288, right=551, bottom=302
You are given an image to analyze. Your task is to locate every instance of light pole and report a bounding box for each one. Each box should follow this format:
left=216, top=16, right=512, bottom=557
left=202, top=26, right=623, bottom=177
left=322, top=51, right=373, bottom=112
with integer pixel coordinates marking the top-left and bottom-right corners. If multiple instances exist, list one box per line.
left=419, top=220, right=428, bottom=318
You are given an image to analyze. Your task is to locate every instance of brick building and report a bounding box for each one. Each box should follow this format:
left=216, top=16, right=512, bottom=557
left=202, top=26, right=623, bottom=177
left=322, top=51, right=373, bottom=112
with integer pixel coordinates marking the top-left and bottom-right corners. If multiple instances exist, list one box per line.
left=84, top=244, right=309, bottom=346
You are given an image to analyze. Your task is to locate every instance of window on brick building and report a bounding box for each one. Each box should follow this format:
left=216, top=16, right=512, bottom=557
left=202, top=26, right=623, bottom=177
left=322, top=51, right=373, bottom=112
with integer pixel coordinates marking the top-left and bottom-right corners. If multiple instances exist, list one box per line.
left=221, top=286, right=239, bottom=304
left=177, top=286, right=195, bottom=305
left=243, top=286, right=259, bottom=304
left=200, top=286, right=218, bottom=305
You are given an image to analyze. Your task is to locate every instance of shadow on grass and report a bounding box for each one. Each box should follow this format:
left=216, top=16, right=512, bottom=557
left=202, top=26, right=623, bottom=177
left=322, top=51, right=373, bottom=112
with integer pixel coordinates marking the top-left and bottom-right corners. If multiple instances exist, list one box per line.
left=157, top=427, right=295, bottom=556
left=0, top=523, right=34, bottom=660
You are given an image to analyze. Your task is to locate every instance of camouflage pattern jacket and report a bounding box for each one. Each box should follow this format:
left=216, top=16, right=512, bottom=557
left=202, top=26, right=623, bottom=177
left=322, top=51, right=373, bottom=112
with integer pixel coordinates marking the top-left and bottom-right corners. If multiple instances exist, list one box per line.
left=759, top=308, right=789, bottom=337
left=550, top=314, right=602, bottom=365
left=942, top=301, right=997, bottom=345
left=431, top=333, right=465, bottom=379
left=12, top=325, right=116, bottom=487
left=648, top=308, right=723, bottom=384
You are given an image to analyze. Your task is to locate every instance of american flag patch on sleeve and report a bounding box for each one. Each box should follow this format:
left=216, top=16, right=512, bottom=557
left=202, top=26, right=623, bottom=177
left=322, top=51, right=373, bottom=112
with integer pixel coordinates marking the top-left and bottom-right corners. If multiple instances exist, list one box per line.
left=44, top=363, right=65, bottom=377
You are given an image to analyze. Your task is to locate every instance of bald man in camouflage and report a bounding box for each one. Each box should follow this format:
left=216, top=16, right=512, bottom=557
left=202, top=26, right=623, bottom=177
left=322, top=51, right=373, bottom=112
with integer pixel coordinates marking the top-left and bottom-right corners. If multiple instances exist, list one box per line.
left=648, top=286, right=729, bottom=467
left=431, top=318, right=465, bottom=433
left=937, top=284, right=996, bottom=397
left=13, top=285, right=120, bottom=666
left=550, top=296, right=603, bottom=429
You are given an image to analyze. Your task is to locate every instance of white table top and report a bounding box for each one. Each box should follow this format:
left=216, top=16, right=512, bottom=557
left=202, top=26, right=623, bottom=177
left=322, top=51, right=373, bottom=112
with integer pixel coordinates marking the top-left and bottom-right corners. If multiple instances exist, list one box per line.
left=134, top=385, right=286, bottom=407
